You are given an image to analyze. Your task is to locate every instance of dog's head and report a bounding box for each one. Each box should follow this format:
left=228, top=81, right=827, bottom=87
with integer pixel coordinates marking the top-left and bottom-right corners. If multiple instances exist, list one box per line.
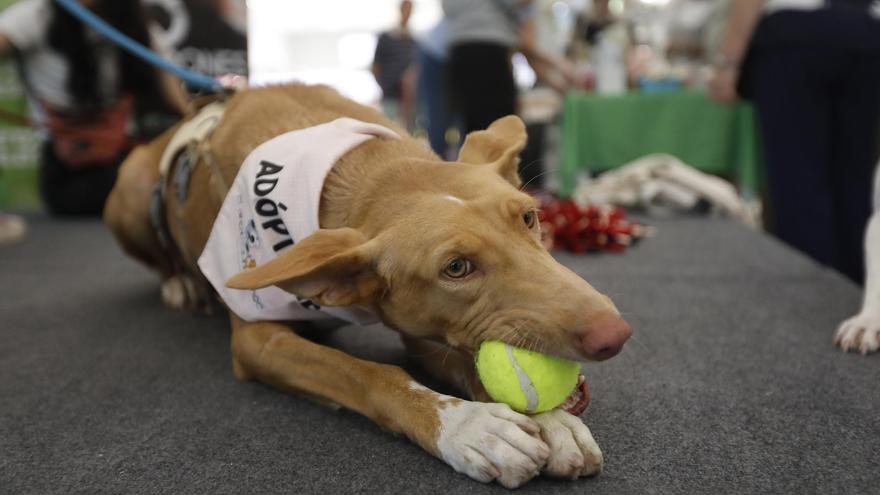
left=226, top=116, right=631, bottom=363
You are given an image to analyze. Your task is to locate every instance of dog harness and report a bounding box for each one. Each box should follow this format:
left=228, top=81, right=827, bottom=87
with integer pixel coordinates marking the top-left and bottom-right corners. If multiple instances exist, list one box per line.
left=149, top=98, right=230, bottom=313
left=197, top=117, right=400, bottom=323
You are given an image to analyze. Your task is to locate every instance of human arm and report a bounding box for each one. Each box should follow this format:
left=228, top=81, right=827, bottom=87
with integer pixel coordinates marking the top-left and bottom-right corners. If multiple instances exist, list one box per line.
left=0, top=34, right=14, bottom=58
left=519, top=17, right=577, bottom=93
left=371, top=33, right=385, bottom=86
left=0, top=0, right=48, bottom=59
left=158, top=70, right=193, bottom=117
left=708, top=0, right=765, bottom=104
left=399, top=63, right=417, bottom=126
left=146, top=24, right=194, bottom=117
left=371, top=62, right=381, bottom=87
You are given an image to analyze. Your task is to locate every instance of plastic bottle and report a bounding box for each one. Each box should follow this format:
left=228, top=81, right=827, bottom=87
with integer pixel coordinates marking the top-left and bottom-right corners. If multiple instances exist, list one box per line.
left=595, top=24, right=627, bottom=95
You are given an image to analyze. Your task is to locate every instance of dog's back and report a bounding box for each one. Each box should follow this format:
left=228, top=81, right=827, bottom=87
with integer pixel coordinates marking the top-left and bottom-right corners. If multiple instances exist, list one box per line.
left=208, top=85, right=406, bottom=184
left=105, top=84, right=431, bottom=310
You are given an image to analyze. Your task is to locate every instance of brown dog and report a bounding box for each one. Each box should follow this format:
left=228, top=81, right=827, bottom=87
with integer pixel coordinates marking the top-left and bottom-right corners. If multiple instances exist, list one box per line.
left=104, top=84, right=631, bottom=488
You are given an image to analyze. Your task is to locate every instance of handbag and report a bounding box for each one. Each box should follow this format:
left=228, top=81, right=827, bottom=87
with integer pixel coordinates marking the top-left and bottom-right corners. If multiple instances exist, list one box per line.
left=43, top=95, right=133, bottom=167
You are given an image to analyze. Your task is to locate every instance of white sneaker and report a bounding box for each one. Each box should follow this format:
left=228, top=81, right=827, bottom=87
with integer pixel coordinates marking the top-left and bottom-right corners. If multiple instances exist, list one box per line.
left=0, top=213, right=26, bottom=245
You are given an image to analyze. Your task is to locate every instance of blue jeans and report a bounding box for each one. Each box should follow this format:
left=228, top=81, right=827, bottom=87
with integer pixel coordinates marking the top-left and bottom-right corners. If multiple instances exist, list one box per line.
left=417, top=48, right=457, bottom=157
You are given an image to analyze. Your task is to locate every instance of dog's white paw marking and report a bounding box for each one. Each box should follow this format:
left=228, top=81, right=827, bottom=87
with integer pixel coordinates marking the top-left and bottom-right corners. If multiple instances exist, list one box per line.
left=436, top=400, right=550, bottom=488
left=531, top=409, right=604, bottom=479
left=835, top=312, right=880, bottom=355
left=160, top=275, right=197, bottom=310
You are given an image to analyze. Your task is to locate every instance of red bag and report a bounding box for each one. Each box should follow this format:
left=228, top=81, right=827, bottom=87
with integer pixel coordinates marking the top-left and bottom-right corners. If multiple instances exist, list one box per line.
left=43, top=96, right=133, bottom=167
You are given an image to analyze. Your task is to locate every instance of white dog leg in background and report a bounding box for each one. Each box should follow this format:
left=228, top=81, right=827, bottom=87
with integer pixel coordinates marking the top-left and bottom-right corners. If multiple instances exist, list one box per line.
left=835, top=164, right=880, bottom=354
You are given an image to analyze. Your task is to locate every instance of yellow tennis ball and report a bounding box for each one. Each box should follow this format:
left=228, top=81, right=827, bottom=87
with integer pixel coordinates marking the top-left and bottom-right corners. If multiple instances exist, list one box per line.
left=475, top=340, right=581, bottom=414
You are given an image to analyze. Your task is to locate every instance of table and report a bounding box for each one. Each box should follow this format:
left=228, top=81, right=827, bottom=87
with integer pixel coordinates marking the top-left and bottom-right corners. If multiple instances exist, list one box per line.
left=561, top=90, right=764, bottom=197
left=1, top=214, right=875, bottom=493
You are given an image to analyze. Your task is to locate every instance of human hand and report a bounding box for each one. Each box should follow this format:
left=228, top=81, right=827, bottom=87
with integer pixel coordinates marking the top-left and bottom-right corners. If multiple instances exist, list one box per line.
left=708, top=66, right=739, bottom=104
left=557, top=58, right=579, bottom=86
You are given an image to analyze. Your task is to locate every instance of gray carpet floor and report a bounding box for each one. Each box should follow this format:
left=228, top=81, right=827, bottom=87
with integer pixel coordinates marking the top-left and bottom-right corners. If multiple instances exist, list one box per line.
left=1, top=213, right=878, bottom=494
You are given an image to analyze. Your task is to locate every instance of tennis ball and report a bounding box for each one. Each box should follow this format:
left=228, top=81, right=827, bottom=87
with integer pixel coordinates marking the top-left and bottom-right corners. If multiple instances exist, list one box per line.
left=475, top=340, right=581, bottom=414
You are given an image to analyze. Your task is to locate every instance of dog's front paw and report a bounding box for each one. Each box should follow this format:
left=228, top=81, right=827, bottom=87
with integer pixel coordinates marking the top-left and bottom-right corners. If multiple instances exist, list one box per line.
left=435, top=400, right=550, bottom=488
left=161, top=275, right=200, bottom=311
left=835, top=312, right=880, bottom=354
left=531, top=409, right=603, bottom=479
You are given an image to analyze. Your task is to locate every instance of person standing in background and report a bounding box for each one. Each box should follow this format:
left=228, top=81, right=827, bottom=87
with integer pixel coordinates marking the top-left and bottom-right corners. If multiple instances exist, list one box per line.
left=709, top=0, right=880, bottom=282
left=443, top=0, right=578, bottom=136
left=415, top=19, right=457, bottom=158
left=570, top=0, right=613, bottom=48
left=372, top=0, right=417, bottom=127
left=0, top=0, right=190, bottom=217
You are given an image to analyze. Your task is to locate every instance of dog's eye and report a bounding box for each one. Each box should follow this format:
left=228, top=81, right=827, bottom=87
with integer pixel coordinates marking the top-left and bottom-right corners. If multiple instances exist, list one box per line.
left=443, top=258, right=473, bottom=279
left=522, top=210, right=536, bottom=229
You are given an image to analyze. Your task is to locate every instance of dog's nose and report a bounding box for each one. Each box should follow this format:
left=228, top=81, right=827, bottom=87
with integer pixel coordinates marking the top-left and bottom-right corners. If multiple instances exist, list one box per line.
left=578, top=313, right=632, bottom=361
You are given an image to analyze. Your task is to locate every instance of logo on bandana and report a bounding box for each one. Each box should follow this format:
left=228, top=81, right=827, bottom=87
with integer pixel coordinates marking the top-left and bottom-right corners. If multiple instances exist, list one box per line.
left=239, top=218, right=260, bottom=270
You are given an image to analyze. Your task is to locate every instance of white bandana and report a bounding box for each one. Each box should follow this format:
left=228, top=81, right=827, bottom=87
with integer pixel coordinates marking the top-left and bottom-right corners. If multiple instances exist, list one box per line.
left=197, top=117, right=400, bottom=323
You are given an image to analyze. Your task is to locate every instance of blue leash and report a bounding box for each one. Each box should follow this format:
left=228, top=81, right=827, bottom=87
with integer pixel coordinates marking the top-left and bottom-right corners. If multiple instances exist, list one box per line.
left=53, top=0, right=223, bottom=93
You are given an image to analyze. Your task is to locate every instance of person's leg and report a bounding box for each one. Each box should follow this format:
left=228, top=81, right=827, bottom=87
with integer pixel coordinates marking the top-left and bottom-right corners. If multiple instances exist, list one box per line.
left=40, top=141, right=123, bottom=217
left=450, top=44, right=483, bottom=135
left=828, top=51, right=880, bottom=282
left=381, top=98, right=401, bottom=123
left=449, top=43, right=516, bottom=136
left=746, top=44, right=839, bottom=268
left=418, top=49, right=453, bottom=157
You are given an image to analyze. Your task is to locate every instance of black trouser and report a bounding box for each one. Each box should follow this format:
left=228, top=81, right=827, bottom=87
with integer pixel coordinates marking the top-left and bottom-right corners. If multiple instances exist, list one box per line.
left=39, top=141, right=126, bottom=217
left=741, top=8, right=880, bottom=282
left=449, top=42, right=517, bottom=135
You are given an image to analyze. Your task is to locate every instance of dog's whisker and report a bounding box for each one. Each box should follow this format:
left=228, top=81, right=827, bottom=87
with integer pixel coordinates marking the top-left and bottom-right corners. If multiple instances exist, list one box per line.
left=519, top=169, right=554, bottom=192
left=517, top=158, right=544, bottom=178
left=518, top=330, right=530, bottom=351
left=528, top=335, right=538, bottom=354
left=496, top=324, right=517, bottom=345
left=615, top=344, right=635, bottom=363
left=628, top=334, right=650, bottom=352
left=508, top=325, right=524, bottom=349
left=441, top=346, right=452, bottom=367
left=505, top=323, right=520, bottom=340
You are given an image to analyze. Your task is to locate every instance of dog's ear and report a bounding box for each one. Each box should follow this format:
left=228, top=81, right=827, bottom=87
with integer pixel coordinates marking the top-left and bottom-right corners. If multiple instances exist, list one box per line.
left=225, top=228, right=381, bottom=307
left=458, top=115, right=528, bottom=187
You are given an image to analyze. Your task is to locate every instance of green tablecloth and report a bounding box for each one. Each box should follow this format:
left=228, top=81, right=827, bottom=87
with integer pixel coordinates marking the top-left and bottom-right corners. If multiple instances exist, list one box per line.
left=560, top=90, right=764, bottom=197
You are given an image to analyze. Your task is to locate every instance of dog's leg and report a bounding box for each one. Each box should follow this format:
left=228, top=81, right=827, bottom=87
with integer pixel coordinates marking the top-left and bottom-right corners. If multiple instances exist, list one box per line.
left=402, top=336, right=603, bottom=479
left=104, top=143, right=173, bottom=277
left=231, top=315, right=550, bottom=488
left=835, top=213, right=880, bottom=354
left=529, top=410, right=604, bottom=479
left=401, top=336, right=488, bottom=400
left=105, top=128, right=203, bottom=311
left=834, top=164, right=880, bottom=354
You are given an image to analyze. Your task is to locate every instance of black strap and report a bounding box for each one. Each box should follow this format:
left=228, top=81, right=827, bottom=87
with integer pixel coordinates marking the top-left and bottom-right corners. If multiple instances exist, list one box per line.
left=149, top=184, right=172, bottom=253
